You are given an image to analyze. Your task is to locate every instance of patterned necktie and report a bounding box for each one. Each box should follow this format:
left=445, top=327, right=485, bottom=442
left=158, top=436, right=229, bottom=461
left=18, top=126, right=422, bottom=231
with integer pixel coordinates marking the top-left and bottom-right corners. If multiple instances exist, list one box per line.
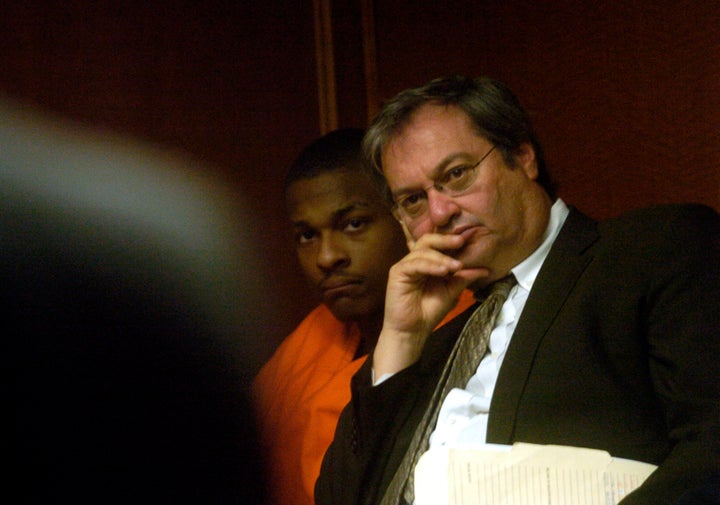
left=379, top=274, right=517, bottom=505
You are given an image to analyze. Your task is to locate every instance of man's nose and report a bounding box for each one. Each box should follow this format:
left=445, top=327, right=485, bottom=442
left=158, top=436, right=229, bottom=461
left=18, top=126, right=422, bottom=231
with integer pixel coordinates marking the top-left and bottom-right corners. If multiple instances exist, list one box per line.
left=426, top=188, right=461, bottom=230
left=316, top=233, right=350, bottom=271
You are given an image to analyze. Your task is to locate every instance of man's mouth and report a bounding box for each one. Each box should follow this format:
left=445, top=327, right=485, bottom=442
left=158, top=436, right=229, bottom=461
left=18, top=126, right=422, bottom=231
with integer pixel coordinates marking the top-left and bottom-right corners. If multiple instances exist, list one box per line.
left=456, top=226, right=478, bottom=242
left=320, top=277, right=363, bottom=299
left=439, top=225, right=479, bottom=257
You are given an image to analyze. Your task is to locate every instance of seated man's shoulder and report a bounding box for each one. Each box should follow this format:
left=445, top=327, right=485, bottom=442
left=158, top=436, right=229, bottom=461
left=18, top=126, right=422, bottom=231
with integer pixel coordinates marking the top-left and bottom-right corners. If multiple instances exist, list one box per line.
left=270, top=305, right=346, bottom=355
left=600, top=203, right=719, bottom=243
left=254, top=304, right=354, bottom=389
left=612, top=203, right=718, bottom=226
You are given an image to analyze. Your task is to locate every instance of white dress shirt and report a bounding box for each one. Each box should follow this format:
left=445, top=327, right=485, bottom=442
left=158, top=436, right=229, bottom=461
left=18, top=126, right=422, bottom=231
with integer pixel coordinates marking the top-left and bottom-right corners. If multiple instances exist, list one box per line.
left=428, top=199, right=569, bottom=449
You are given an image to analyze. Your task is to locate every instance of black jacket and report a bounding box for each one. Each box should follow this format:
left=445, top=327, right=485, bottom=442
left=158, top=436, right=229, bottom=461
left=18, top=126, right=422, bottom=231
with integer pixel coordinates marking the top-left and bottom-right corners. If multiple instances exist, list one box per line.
left=316, top=205, right=720, bottom=505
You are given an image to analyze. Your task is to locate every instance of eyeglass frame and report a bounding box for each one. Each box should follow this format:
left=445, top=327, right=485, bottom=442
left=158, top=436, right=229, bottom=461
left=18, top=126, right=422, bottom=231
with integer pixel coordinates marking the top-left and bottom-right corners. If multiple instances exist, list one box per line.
left=390, top=144, right=497, bottom=224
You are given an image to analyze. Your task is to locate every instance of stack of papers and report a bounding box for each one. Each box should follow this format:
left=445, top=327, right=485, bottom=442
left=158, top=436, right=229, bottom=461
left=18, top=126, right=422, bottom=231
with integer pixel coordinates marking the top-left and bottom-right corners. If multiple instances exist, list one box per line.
left=414, top=443, right=657, bottom=505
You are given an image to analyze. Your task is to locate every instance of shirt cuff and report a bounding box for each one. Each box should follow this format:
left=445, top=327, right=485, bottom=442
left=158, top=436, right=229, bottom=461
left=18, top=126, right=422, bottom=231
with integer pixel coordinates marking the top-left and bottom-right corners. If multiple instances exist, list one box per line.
left=371, top=368, right=395, bottom=386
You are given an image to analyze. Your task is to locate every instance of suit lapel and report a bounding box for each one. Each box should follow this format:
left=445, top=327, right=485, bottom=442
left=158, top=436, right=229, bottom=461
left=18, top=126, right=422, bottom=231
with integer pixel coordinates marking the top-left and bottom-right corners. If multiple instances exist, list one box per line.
left=487, top=208, right=599, bottom=442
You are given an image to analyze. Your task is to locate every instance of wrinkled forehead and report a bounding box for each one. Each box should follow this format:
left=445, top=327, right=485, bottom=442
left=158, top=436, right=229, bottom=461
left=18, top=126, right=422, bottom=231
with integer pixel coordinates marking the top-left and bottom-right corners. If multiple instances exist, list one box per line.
left=380, top=105, right=487, bottom=183
left=382, top=103, right=481, bottom=154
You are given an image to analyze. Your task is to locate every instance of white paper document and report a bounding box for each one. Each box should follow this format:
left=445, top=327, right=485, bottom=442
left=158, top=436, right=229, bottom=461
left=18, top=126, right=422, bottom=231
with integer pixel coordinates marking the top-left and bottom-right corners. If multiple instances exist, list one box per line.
left=414, top=443, right=657, bottom=505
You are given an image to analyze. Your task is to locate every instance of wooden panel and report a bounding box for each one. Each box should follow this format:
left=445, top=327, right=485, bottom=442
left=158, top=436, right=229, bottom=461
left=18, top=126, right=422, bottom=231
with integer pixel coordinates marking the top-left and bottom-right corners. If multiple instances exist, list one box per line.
left=315, top=0, right=339, bottom=133
left=327, top=0, right=373, bottom=128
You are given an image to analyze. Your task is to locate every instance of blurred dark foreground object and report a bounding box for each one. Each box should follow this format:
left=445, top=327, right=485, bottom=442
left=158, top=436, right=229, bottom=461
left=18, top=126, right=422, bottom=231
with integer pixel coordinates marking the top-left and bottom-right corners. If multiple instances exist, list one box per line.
left=2, top=97, right=269, bottom=504
left=676, top=472, right=720, bottom=505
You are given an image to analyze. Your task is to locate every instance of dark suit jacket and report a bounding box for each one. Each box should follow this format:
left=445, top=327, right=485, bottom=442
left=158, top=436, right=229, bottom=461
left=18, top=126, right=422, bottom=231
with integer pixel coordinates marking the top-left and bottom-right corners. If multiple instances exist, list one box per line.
left=315, top=204, right=720, bottom=505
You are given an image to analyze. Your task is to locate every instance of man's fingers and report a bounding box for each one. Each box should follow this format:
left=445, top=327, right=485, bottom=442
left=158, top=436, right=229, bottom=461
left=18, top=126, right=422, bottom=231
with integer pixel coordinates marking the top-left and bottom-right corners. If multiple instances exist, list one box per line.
left=391, top=248, right=464, bottom=280
left=411, top=232, right=466, bottom=253
left=399, top=219, right=416, bottom=249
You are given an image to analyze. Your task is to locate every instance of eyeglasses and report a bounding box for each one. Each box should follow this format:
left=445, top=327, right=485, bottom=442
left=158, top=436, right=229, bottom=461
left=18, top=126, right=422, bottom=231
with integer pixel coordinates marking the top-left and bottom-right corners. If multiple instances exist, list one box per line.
left=392, top=145, right=496, bottom=223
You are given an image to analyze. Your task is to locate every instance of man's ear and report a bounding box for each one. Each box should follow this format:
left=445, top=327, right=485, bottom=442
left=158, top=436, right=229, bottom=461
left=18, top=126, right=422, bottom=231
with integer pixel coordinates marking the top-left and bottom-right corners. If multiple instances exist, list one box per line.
left=515, top=143, right=538, bottom=181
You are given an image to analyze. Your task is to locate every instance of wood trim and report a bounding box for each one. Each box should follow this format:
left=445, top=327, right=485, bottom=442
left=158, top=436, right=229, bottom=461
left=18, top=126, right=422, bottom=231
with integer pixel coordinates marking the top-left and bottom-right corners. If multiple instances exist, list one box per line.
left=360, top=0, right=379, bottom=123
left=313, top=0, right=338, bottom=134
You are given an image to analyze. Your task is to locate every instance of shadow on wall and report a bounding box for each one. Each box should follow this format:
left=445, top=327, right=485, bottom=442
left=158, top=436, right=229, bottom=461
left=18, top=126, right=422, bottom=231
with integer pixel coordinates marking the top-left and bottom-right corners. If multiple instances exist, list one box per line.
left=2, top=96, right=271, bottom=504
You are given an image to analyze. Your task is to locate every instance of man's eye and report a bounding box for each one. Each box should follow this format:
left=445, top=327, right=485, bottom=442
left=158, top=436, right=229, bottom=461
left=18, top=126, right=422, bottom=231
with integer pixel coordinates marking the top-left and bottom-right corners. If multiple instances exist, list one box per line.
left=296, top=230, right=316, bottom=244
left=443, top=166, right=469, bottom=183
left=344, top=218, right=368, bottom=232
left=400, top=193, right=425, bottom=209
left=397, top=193, right=428, bottom=218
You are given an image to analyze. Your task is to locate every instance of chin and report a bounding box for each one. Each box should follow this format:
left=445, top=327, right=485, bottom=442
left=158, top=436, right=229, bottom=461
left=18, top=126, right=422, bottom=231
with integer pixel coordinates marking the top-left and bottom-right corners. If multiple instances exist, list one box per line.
left=328, top=299, right=368, bottom=322
left=454, top=247, right=485, bottom=267
left=456, top=237, right=496, bottom=266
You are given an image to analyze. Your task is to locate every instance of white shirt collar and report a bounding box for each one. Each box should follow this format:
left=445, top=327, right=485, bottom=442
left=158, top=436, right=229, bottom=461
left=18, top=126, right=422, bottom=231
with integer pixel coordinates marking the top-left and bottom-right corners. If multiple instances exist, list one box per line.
left=511, top=198, right=569, bottom=293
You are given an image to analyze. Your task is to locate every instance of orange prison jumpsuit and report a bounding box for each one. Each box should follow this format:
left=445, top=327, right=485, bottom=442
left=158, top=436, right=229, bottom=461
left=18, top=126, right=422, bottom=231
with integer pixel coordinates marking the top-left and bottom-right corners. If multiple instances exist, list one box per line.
left=252, top=289, right=476, bottom=505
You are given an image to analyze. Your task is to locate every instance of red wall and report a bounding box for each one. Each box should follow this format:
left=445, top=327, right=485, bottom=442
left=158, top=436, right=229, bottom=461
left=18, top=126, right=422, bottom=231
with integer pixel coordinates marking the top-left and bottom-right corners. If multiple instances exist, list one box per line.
left=2, top=0, right=718, bottom=359
left=370, top=0, right=720, bottom=219
left=0, top=1, right=322, bottom=360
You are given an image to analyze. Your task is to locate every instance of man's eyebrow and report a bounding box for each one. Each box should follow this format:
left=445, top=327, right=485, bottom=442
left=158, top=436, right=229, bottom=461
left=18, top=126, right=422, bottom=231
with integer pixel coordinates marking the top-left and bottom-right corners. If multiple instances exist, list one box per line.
left=291, top=201, right=372, bottom=228
left=432, top=152, right=475, bottom=175
left=332, top=202, right=371, bottom=220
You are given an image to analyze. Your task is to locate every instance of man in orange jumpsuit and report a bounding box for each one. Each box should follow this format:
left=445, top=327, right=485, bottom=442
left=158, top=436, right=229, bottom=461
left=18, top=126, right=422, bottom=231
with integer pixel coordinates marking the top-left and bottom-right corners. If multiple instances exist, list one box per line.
left=252, top=128, right=474, bottom=505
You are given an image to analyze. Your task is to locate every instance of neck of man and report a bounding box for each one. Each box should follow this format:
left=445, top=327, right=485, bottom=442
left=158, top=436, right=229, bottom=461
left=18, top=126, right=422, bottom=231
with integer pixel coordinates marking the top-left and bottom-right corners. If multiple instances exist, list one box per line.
left=354, top=315, right=383, bottom=359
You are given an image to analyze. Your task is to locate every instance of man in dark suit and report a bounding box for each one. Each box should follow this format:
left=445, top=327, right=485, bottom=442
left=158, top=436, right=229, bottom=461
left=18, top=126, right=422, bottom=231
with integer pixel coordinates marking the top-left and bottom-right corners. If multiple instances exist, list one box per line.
left=315, top=76, right=720, bottom=505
